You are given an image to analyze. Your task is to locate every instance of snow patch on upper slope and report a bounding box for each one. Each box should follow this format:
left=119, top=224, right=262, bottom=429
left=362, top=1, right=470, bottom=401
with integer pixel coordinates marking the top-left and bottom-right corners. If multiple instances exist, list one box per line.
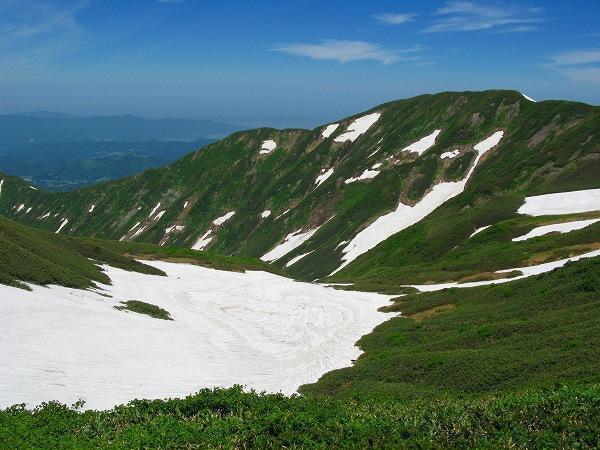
left=321, top=123, right=339, bottom=138
left=512, top=218, right=600, bottom=242
left=334, top=113, right=381, bottom=143
left=315, top=168, right=334, bottom=187
left=521, top=92, right=536, bottom=102
left=402, top=129, right=441, bottom=156
left=331, top=131, right=504, bottom=275
left=259, top=140, right=277, bottom=155
left=441, top=149, right=460, bottom=159
left=261, top=210, right=272, bottom=218
left=165, top=225, right=185, bottom=234
left=517, top=189, right=600, bottom=216
left=0, top=179, right=4, bottom=197
left=149, top=202, right=161, bottom=218
left=410, top=249, right=600, bottom=292
left=345, top=168, right=380, bottom=184
left=213, top=211, right=235, bottom=225
left=0, top=260, right=392, bottom=409
left=192, top=230, right=213, bottom=250
left=261, top=223, right=327, bottom=262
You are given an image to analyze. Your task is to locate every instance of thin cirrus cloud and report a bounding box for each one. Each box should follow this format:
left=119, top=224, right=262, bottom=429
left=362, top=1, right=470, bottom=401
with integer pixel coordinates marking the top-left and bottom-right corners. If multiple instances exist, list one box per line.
left=373, top=13, right=417, bottom=25
left=424, top=1, right=543, bottom=33
left=271, top=40, right=422, bottom=65
left=549, top=49, right=600, bottom=84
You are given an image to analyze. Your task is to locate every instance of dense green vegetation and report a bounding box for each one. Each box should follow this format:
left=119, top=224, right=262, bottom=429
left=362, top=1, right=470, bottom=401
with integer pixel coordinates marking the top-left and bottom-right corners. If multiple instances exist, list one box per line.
left=0, top=215, right=280, bottom=289
left=303, top=258, right=600, bottom=401
left=2, top=90, right=598, bottom=281
left=1, top=384, right=599, bottom=448
left=115, top=300, right=173, bottom=320
left=0, top=215, right=163, bottom=289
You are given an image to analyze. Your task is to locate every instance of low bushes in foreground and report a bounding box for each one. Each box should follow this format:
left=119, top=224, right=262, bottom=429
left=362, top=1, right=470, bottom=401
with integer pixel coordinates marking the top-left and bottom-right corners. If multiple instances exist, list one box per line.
left=1, top=384, right=599, bottom=448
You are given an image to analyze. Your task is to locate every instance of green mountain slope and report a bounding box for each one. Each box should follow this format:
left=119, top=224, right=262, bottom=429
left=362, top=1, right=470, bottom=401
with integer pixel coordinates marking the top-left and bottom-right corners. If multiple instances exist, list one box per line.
left=1, top=90, right=598, bottom=286
left=0, top=215, right=279, bottom=289
left=302, top=257, right=600, bottom=401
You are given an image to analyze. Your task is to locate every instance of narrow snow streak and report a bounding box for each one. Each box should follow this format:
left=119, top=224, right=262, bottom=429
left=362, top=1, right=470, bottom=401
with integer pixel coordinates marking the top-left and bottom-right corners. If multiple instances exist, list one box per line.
left=165, top=225, right=185, bottom=234
left=321, top=123, right=339, bottom=138
left=332, top=131, right=504, bottom=275
left=0, top=261, right=392, bottom=409
left=261, top=224, right=326, bottom=262
left=285, top=251, right=314, bottom=267
left=149, top=202, right=161, bottom=218
left=0, top=179, right=4, bottom=197
left=315, top=168, right=334, bottom=186
left=470, top=225, right=491, bottom=238
left=517, top=189, right=600, bottom=216
left=55, top=218, right=69, bottom=234
left=334, top=113, right=380, bottom=143
left=512, top=219, right=600, bottom=242
left=402, top=129, right=441, bottom=156
left=410, top=249, right=600, bottom=292
left=345, top=168, right=380, bottom=184
left=88, top=205, right=95, bottom=213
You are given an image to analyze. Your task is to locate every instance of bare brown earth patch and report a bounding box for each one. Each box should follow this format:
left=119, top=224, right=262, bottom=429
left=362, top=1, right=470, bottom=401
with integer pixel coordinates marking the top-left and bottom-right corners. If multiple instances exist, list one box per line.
left=408, top=304, right=455, bottom=322
left=526, top=243, right=600, bottom=265
left=458, top=270, right=521, bottom=283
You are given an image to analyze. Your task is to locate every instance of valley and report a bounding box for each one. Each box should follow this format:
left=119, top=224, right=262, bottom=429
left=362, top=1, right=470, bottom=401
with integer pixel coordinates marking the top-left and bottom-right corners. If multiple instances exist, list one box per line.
left=1, top=89, right=599, bottom=448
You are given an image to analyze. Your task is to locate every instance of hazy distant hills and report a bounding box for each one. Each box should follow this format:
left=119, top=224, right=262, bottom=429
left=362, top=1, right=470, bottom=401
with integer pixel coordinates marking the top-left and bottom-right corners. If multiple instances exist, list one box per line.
left=0, top=113, right=239, bottom=145
left=0, top=112, right=238, bottom=190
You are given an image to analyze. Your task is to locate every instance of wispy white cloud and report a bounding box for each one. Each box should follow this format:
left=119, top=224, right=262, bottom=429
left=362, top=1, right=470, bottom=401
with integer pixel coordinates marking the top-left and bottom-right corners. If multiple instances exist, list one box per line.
left=546, top=49, right=600, bottom=84
left=424, top=1, right=543, bottom=33
left=271, top=40, right=422, bottom=64
left=373, top=12, right=416, bottom=25
left=550, top=49, right=600, bottom=65
left=562, top=67, right=600, bottom=83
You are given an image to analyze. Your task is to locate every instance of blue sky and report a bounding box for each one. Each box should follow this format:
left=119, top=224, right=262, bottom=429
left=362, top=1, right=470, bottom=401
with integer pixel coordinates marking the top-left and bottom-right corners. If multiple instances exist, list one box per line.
left=1, top=0, right=599, bottom=128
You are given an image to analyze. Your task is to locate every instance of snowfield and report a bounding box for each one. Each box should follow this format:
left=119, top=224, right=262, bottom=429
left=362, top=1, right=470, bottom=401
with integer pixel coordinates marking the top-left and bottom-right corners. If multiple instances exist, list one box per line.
left=402, top=129, right=441, bottom=156
left=332, top=131, right=504, bottom=275
left=321, top=123, right=339, bottom=138
left=512, top=218, right=599, bottom=241
left=334, top=113, right=380, bottom=143
left=259, top=140, right=277, bottom=154
left=517, top=188, right=600, bottom=216
left=0, top=261, right=392, bottom=410
left=409, top=249, right=600, bottom=292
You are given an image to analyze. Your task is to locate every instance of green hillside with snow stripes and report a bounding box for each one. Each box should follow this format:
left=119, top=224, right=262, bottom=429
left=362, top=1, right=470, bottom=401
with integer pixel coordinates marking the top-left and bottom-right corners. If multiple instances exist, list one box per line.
left=1, top=90, right=599, bottom=288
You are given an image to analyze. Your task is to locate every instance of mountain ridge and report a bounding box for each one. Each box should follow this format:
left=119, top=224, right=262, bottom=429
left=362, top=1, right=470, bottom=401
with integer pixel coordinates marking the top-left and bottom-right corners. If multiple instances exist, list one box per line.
left=1, top=89, right=598, bottom=289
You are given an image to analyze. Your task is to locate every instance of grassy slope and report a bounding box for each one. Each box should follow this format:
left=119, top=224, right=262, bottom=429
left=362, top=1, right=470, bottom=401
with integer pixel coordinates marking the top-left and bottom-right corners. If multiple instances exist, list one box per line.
left=2, top=90, right=598, bottom=280
left=0, top=215, right=281, bottom=289
left=0, top=215, right=163, bottom=289
left=302, top=257, right=600, bottom=401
